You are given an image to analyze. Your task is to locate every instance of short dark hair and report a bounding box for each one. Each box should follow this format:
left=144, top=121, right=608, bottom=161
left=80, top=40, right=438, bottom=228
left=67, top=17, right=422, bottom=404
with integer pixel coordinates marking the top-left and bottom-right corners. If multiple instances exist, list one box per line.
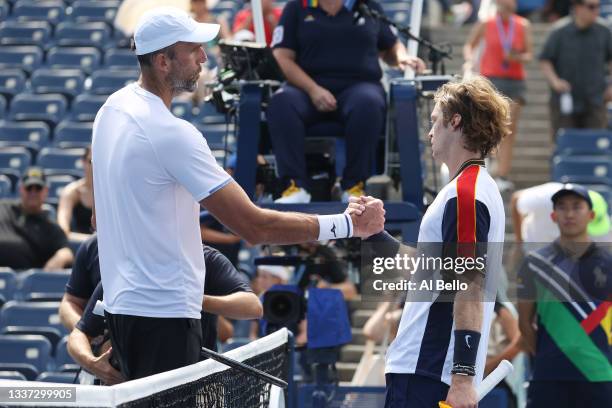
left=131, top=38, right=177, bottom=68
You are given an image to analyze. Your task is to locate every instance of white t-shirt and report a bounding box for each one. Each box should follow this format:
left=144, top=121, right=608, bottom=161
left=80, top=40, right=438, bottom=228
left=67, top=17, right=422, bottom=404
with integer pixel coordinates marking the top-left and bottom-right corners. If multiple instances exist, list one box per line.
left=516, top=182, right=562, bottom=243
left=91, top=83, right=231, bottom=319
left=386, top=164, right=505, bottom=387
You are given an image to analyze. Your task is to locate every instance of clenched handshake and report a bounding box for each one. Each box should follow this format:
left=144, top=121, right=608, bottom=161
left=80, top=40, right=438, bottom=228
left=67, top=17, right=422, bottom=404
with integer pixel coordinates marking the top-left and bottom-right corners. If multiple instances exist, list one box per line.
left=344, top=196, right=386, bottom=239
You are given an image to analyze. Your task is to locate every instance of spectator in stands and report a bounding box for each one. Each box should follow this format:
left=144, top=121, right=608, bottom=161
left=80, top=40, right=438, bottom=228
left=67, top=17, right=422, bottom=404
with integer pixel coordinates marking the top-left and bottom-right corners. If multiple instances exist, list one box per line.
left=232, top=0, right=282, bottom=45
left=57, top=148, right=93, bottom=243
left=297, top=242, right=357, bottom=299
left=66, top=245, right=262, bottom=385
left=542, top=0, right=572, bottom=22
left=511, top=182, right=611, bottom=245
left=540, top=0, right=612, bottom=139
left=517, top=184, right=612, bottom=407
left=464, top=0, right=533, bottom=191
left=0, top=167, right=73, bottom=270
left=252, top=265, right=290, bottom=296
left=192, top=0, right=231, bottom=41
left=267, top=0, right=425, bottom=203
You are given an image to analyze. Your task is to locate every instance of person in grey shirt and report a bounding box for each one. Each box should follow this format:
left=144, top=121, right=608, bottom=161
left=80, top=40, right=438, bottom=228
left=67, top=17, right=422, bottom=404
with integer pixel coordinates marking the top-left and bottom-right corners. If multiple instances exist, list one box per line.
left=539, top=0, right=612, bottom=139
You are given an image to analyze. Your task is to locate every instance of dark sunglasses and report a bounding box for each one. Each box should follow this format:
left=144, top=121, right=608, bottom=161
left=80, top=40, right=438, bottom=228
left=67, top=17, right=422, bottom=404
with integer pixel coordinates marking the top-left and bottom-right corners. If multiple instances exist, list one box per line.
left=25, top=185, right=43, bottom=192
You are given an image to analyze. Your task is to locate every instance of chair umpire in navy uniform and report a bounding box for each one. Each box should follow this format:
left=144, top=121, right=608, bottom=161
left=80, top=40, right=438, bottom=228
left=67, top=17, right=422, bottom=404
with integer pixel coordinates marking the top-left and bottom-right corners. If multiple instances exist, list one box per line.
left=267, top=0, right=425, bottom=203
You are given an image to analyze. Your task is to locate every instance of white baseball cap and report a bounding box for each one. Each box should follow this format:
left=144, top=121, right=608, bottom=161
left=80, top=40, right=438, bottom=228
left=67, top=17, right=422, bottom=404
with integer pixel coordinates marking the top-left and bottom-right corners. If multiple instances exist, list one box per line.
left=134, top=7, right=220, bottom=56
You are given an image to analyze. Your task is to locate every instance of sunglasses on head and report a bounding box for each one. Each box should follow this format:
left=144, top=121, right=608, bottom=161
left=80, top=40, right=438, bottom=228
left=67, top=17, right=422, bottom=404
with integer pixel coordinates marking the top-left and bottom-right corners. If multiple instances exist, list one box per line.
left=25, top=185, right=43, bottom=192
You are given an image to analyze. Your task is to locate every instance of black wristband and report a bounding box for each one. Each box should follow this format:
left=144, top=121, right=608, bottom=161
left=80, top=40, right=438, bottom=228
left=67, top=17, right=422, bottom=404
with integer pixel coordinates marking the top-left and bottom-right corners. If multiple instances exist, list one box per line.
left=453, top=329, right=481, bottom=367
left=364, top=231, right=400, bottom=258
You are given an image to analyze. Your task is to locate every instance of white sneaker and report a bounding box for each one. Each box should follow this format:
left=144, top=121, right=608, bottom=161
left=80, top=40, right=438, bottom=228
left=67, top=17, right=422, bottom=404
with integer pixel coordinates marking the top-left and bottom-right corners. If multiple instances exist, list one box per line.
left=275, top=181, right=311, bottom=204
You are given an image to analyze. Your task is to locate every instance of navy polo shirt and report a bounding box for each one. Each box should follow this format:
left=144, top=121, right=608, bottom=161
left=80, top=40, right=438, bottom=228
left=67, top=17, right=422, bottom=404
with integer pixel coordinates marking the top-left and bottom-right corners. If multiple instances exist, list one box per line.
left=65, top=235, right=100, bottom=300
left=272, top=0, right=397, bottom=91
left=517, top=241, right=612, bottom=382
left=75, top=245, right=253, bottom=352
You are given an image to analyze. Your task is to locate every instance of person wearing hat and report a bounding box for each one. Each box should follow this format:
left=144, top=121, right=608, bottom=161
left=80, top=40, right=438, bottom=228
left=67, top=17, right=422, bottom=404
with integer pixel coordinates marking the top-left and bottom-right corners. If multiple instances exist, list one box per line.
left=517, top=183, right=612, bottom=408
left=91, top=6, right=385, bottom=381
left=511, top=182, right=611, bottom=247
left=0, top=167, right=73, bottom=270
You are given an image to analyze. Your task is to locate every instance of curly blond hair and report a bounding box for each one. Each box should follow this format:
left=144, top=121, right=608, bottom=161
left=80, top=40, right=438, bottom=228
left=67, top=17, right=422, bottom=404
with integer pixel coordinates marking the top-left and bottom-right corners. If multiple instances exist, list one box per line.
left=433, top=76, right=511, bottom=158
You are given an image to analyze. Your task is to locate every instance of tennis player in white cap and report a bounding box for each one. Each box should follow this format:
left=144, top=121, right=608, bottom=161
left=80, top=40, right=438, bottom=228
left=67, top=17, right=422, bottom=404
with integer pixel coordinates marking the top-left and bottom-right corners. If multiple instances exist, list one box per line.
left=91, top=7, right=385, bottom=380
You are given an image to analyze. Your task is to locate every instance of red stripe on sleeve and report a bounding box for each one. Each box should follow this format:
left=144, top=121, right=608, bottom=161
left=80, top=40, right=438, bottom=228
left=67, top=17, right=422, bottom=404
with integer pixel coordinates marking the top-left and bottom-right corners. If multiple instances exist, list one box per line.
left=456, top=166, right=480, bottom=258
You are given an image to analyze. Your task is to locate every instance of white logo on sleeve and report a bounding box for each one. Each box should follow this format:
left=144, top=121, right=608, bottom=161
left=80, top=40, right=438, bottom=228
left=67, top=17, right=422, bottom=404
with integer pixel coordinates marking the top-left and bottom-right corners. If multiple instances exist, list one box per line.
left=271, top=26, right=284, bottom=47
left=465, top=335, right=472, bottom=349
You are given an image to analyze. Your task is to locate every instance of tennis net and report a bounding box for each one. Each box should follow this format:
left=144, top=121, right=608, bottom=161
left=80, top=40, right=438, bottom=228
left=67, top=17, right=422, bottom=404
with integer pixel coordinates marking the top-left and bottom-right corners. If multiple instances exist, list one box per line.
left=0, top=328, right=290, bottom=408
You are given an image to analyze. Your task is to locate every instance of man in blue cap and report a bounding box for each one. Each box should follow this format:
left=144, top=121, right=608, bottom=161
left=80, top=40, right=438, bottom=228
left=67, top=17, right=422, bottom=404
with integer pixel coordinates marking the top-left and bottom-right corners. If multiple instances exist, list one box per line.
left=518, top=183, right=612, bottom=408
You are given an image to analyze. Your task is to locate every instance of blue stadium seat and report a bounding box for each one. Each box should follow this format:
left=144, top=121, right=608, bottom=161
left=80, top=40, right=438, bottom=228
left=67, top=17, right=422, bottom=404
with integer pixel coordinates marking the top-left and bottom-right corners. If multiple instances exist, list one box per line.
left=555, top=128, right=612, bottom=156
left=0, top=301, right=66, bottom=337
left=0, top=45, right=43, bottom=74
left=0, top=69, right=27, bottom=98
left=191, top=122, right=234, bottom=150
left=37, top=371, right=77, bottom=383
left=55, top=336, right=77, bottom=371
left=0, top=363, right=39, bottom=381
left=36, top=147, right=85, bottom=177
left=0, top=21, right=52, bottom=46
left=196, top=100, right=226, bottom=124
left=70, top=94, right=106, bottom=122
left=0, top=334, right=52, bottom=373
left=0, top=370, right=27, bottom=381
left=104, top=48, right=138, bottom=70
left=31, top=68, right=85, bottom=99
left=552, top=156, right=612, bottom=185
left=53, top=120, right=92, bottom=148
left=8, top=93, right=67, bottom=126
left=0, top=121, right=50, bottom=155
left=171, top=100, right=194, bottom=121
left=2, top=327, right=62, bottom=353
left=11, top=0, right=66, bottom=25
left=90, top=69, right=139, bottom=95
left=0, top=174, right=11, bottom=197
left=18, top=269, right=71, bottom=301
left=46, top=174, right=76, bottom=205
left=54, top=21, right=111, bottom=49
left=69, top=0, right=120, bottom=24
left=0, top=146, right=32, bottom=185
left=46, top=46, right=101, bottom=74
left=0, top=269, right=18, bottom=302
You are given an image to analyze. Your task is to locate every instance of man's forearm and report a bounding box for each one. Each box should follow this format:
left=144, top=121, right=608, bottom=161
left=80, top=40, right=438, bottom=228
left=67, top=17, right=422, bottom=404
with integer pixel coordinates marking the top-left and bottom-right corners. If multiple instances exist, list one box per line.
left=202, top=292, right=263, bottom=319
left=45, top=247, right=74, bottom=270
left=67, top=328, right=96, bottom=371
left=59, top=295, right=85, bottom=331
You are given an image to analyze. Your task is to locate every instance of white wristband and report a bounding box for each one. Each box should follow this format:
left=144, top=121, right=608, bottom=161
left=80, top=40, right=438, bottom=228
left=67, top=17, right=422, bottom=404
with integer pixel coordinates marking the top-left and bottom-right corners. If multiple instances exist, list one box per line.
left=317, top=214, right=353, bottom=241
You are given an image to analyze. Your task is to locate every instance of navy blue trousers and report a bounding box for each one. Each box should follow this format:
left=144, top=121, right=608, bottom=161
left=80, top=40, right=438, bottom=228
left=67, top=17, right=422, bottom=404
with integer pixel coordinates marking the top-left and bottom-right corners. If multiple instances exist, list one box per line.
left=267, top=82, right=386, bottom=190
left=384, top=373, right=450, bottom=408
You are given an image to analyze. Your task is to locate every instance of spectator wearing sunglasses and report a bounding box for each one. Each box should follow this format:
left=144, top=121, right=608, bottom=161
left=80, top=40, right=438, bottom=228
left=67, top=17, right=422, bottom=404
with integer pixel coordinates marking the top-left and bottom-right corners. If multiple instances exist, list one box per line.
left=539, top=0, right=612, bottom=139
left=0, top=167, right=73, bottom=270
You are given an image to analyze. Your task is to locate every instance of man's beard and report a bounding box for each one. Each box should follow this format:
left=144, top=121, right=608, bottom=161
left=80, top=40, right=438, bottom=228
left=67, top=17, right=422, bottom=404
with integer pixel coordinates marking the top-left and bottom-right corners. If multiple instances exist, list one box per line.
left=168, top=71, right=199, bottom=95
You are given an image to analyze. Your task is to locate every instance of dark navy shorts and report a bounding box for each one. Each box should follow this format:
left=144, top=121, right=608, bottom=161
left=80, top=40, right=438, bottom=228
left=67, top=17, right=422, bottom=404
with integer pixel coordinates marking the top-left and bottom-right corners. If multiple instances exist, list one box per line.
left=384, top=373, right=449, bottom=408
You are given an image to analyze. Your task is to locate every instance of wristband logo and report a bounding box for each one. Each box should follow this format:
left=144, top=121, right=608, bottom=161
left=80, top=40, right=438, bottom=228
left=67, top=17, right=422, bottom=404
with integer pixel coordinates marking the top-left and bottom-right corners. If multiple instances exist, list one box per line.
left=331, top=223, right=337, bottom=238
left=465, top=335, right=472, bottom=349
